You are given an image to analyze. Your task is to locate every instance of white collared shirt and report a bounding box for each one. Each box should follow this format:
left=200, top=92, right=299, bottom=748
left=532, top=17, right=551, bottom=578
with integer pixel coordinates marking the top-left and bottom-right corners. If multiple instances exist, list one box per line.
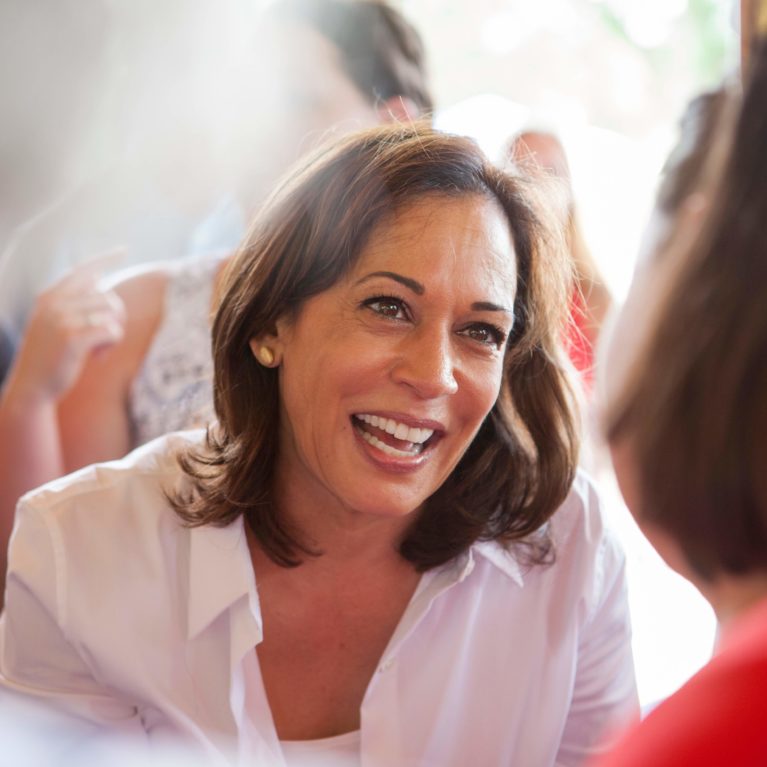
left=0, top=431, right=638, bottom=766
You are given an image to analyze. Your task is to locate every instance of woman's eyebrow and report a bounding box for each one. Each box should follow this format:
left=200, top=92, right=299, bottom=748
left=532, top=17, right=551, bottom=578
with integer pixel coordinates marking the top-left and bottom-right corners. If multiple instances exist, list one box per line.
left=355, top=271, right=424, bottom=295
left=472, top=300, right=512, bottom=314
left=356, top=272, right=512, bottom=314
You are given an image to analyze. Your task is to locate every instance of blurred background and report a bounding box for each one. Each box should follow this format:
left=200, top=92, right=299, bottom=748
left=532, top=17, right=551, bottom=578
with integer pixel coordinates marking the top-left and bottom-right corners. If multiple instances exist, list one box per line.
left=0, top=0, right=741, bottom=708
left=416, top=0, right=737, bottom=301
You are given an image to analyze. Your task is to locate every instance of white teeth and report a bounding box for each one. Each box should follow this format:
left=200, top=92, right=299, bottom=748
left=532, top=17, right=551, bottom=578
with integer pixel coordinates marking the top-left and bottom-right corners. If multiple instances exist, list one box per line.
left=359, top=429, right=422, bottom=458
left=355, top=414, right=435, bottom=445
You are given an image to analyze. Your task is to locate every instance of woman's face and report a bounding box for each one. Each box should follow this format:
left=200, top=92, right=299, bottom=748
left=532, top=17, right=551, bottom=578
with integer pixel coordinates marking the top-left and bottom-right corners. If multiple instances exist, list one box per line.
left=267, top=193, right=518, bottom=520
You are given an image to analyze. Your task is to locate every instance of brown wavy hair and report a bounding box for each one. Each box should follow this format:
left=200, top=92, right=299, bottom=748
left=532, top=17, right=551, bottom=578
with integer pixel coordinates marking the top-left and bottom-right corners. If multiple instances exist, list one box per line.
left=170, top=122, right=579, bottom=570
left=606, top=41, right=767, bottom=581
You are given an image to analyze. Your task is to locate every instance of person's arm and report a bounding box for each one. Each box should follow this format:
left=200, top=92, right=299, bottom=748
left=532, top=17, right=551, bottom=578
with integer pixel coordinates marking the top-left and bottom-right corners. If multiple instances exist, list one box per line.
left=555, top=529, right=640, bottom=766
left=0, top=261, right=127, bottom=599
left=0, top=261, right=165, bottom=606
left=56, top=267, right=166, bottom=472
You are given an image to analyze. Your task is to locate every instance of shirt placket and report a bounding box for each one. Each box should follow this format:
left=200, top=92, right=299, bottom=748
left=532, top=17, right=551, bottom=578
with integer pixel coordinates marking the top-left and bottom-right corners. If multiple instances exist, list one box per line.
left=359, top=553, right=476, bottom=767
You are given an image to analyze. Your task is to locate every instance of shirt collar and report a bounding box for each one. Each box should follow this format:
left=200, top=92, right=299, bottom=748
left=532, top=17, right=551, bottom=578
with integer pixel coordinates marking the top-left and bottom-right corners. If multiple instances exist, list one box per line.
left=187, top=515, right=258, bottom=639
left=185, top=522, right=523, bottom=638
left=470, top=540, right=524, bottom=586
left=376, top=540, right=524, bottom=666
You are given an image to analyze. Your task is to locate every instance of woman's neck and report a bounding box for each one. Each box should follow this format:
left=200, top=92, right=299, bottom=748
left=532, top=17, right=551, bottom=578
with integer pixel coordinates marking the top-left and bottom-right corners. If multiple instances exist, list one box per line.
left=271, top=464, right=416, bottom=571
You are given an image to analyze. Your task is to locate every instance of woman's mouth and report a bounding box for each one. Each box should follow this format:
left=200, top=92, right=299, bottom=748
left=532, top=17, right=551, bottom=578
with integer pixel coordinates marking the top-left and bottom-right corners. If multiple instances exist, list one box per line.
left=352, top=413, right=437, bottom=459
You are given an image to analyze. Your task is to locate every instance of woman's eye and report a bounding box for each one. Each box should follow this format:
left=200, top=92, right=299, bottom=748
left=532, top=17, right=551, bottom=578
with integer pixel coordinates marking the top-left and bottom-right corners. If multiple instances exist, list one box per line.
left=363, top=296, right=408, bottom=320
left=462, top=323, right=507, bottom=348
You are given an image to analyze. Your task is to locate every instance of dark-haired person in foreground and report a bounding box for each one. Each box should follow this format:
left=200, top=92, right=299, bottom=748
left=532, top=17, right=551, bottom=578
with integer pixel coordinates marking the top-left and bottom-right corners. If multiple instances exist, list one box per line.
left=0, top=123, right=637, bottom=765
left=594, top=40, right=767, bottom=767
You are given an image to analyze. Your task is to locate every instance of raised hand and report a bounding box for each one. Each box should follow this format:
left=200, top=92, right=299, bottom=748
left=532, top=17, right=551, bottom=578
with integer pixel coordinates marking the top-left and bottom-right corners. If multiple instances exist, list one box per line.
left=5, top=251, right=127, bottom=406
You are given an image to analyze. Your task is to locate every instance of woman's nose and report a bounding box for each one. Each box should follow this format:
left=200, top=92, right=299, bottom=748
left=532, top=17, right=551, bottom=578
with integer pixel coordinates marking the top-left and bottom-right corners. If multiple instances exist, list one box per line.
left=391, top=326, right=459, bottom=398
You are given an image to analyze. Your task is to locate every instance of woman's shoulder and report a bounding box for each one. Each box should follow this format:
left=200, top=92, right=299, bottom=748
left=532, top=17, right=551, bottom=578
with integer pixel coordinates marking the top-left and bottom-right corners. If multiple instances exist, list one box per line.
left=474, top=469, right=625, bottom=610
left=69, top=262, right=174, bottom=393
left=550, top=468, right=627, bottom=591
left=101, top=254, right=222, bottom=348
left=18, top=429, right=206, bottom=532
left=551, top=468, right=614, bottom=542
left=108, top=250, right=228, bottom=301
left=5, top=430, right=247, bottom=682
left=11, top=431, right=210, bottom=627
left=106, top=260, right=175, bottom=338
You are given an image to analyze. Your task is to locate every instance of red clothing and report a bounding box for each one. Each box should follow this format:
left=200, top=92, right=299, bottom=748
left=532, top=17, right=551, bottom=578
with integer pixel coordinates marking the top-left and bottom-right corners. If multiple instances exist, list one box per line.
left=593, top=597, right=767, bottom=767
left=566, top=289, right=594, bottom=390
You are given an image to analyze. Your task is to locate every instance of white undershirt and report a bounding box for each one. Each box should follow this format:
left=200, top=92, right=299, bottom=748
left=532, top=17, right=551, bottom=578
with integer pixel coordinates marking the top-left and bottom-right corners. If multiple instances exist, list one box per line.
left=281, top=729, right=361, bottom=766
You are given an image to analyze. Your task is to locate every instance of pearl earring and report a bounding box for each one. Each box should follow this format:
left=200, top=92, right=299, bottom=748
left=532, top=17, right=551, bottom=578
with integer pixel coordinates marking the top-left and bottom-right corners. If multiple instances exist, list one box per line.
left=258, top=346, right=275, bottom=366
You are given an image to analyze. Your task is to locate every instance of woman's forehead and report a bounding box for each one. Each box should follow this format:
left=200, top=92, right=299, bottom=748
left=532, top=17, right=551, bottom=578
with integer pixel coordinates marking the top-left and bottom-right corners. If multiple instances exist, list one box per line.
left=348, top=194, right=518, bottom=297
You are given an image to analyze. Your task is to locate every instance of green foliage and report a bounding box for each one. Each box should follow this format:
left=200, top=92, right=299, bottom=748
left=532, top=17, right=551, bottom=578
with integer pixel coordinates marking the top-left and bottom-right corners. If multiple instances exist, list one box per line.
left=687, top=0, right=734, bottom=85
left=593, top=0, right=736, bottom=87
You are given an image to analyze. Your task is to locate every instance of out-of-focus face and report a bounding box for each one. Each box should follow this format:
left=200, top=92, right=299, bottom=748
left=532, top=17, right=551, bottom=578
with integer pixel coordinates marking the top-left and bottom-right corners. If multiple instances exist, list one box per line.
left=267, top=194, right=518, bottom=520
left=597, top=195, right=701, bottom=427
left=610, top=435, right=697, bottom=584
left=507, top=132, right=571, bottom=182
left=506, top=132, right=572, bottom=225
left=599, top=201, right=704, bottom=585
left=227, top=20, right=381, bottom=211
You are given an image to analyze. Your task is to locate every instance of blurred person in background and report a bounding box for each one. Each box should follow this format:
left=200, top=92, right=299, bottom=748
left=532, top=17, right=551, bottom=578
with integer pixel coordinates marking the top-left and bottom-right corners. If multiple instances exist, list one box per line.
left=505, top=130, right=613, bottom=393
left=601, top=80, right=737, bottom=437
left=0, top=0, right=434, bottom=358
left=221, top=0, right=432, bottom=217
left=0, top=0, right=431, bottom=603
left=0, top=0, right=240, bottom=362
left=593, top=38, right=767, bottom=767
left=635, top=86, right=730, bottom=267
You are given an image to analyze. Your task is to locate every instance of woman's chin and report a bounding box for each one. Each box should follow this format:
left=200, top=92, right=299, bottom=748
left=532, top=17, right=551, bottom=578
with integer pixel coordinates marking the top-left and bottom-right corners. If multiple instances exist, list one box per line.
left=334, top=487, right=426, bottom=524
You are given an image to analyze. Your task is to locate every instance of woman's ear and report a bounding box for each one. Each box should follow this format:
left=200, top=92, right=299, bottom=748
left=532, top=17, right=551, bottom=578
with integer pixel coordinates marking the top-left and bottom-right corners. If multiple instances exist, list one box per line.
left=249, top=316, right=290, bottom=367
left=249, top=340, right=277, bottom=367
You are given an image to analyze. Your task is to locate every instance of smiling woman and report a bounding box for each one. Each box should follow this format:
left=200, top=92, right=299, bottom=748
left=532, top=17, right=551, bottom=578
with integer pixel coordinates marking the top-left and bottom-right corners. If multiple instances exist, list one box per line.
left=0, top=123, right=638, bottom=766
left=178, top=123, right=579, bottom=573
left=256, top=194, right=516, bottom=535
